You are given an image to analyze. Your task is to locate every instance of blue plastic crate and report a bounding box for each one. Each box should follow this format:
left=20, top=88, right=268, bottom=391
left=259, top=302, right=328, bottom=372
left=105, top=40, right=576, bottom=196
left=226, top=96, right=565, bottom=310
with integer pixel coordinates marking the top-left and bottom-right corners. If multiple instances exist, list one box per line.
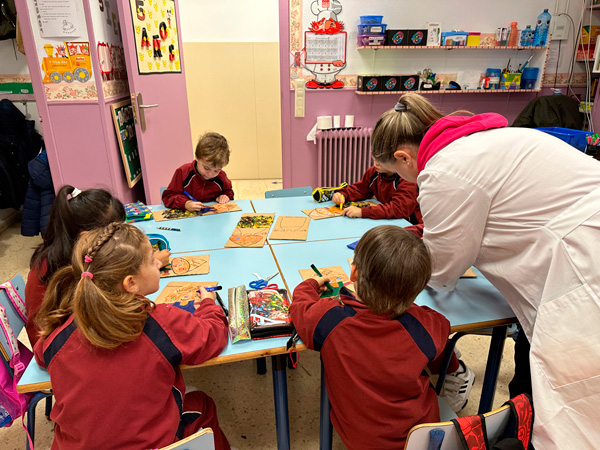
left=536, top=127, right=592, bottom=152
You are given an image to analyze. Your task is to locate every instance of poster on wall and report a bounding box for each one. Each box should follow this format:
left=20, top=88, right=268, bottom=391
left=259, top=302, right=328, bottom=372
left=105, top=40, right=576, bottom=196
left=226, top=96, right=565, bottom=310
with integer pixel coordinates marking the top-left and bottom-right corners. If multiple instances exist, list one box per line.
left=33, top=0, right=81, bottom=38
left=110, top=99, right=142, bottom=187
left=129, top=0, right=181, bottom=74
left=41, top=41, right=92, bottom=84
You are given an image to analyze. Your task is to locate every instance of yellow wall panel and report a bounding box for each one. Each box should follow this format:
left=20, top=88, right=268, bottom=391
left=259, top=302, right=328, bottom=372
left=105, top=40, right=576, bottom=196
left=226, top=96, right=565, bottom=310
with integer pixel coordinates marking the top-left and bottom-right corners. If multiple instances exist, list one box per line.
left=183, top=42, right=281, bottom=180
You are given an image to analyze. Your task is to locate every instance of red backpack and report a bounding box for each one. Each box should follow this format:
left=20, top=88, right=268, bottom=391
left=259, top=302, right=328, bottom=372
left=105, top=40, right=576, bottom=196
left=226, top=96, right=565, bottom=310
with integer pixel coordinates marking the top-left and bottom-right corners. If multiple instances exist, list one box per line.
left=451, top=394, right=534, bottom=450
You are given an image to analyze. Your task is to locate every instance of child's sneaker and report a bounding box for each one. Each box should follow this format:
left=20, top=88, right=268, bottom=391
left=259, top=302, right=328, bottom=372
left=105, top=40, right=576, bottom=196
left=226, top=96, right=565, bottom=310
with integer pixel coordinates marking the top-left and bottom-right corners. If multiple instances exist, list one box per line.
left=441, top=360, right=475, bottom=412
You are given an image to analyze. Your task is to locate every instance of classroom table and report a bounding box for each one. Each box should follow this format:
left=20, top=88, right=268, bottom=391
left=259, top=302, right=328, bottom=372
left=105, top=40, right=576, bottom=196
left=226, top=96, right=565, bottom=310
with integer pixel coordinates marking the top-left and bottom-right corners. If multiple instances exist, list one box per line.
left=251, top=196, right=411, bottom=242
left=134, top=200, right=254, bottom=253
left=18, top=196, right=516, bottom=450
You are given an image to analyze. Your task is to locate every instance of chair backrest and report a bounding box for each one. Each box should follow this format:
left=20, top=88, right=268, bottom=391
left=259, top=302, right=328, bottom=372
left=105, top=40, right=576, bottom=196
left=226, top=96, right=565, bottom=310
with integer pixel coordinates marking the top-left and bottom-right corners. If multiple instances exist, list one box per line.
left=0, top=274, right=27, bottom=365
left=160, top=187, right=167, bottom=206
left=265, top=186, right=312, bottom=198
left=404, top=404, right=511, bottom=450
left=159, top=427, right=214, bottom=450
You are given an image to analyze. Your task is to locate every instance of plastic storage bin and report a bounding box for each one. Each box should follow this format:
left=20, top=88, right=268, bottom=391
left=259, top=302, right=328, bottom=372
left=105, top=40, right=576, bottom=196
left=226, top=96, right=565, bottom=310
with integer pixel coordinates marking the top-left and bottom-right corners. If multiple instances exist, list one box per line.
left=520, top=67, right=539, bottom=89
left=441, top=31, right=468, bottom=46
left=358, top=24, right=387, bottom=35
left=357, top=34, right=386, bottom=46
left=537, top=127, right=592, bottom=152
left=360, top=15, right=383, bottom=24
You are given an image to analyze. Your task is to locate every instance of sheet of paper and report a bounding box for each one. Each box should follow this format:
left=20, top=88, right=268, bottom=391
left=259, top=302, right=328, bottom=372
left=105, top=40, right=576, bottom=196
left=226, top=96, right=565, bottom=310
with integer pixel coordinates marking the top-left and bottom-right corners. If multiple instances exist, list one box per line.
left=160, top=255, right=210, bottom=278
left=225, top=213, right=275, bottom=248
left=35, top=0, right=81, bottom=38
left=269, top=216, right=310, bottom=241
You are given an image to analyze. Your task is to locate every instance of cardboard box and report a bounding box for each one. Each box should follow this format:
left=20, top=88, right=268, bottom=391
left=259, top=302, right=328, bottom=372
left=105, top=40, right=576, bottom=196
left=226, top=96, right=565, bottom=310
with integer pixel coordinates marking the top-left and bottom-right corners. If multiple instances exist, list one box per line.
left=400, top=75, right=419, bottom=91
left=357, top=75, right=381, bottom=92
left=386, top=29, right=409, bottom=46
left=427, top=22, right=442, bottom=46
left=380, top=75, right=401, bottom=91
left=581, top=26, right=600, bottom=45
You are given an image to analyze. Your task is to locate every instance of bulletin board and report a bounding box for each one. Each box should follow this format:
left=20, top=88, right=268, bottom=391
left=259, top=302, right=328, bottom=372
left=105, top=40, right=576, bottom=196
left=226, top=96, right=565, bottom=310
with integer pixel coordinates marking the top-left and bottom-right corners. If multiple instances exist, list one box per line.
left=110, top=99, right=142, bottom=187
left=129, top=0, right=181, bottom=74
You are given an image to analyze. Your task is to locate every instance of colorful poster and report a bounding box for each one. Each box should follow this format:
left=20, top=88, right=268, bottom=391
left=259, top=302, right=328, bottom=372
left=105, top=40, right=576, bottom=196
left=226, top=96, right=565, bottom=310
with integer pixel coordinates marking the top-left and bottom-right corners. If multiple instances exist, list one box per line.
left=129, top=0, right=181, bottom=74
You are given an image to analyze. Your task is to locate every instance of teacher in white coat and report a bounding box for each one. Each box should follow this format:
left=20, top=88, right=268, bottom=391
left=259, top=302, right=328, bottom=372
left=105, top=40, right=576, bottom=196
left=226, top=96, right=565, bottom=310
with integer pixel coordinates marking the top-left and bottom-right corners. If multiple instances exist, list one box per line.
left=371, top=93, right=600, bottom=449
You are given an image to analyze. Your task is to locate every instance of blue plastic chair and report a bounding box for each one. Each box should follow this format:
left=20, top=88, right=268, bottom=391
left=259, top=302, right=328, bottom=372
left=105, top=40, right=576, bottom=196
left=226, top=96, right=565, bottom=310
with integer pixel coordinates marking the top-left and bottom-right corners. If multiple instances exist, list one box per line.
left=0, top=274, right=53, bottom=450
left=264, top=186, right=312, bottom=198
left=160, top=186, right=167, bottom=206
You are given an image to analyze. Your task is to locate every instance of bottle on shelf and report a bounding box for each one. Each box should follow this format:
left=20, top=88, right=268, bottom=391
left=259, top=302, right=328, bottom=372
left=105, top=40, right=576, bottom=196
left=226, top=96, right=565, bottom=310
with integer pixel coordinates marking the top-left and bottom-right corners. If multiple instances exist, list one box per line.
left=533, top=9, right=551, bottom=47
left=520, top=25, right=534, bottom=47
left=508, top=22, right=519, bottom=46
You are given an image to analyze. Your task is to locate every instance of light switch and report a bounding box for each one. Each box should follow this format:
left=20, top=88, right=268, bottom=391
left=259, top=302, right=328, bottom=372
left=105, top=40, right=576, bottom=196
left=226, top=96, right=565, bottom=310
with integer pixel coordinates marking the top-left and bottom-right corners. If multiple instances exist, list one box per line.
left=295, top=79, right=305, bottom=118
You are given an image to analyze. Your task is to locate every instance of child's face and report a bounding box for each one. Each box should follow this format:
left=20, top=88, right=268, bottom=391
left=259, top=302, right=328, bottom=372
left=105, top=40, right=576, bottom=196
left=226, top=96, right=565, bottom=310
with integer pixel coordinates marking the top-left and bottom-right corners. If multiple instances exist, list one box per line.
left=196, top=158, right=222, bottom=180
left=373, top=160, right=392, bottom=176
left=133, top=242, right=162, bottom=296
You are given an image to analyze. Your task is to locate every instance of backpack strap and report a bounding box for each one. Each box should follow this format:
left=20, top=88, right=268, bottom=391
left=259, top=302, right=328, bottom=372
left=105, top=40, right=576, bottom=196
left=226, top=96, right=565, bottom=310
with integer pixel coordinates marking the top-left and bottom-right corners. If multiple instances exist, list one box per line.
left=0, top=281, right=27, bottom=322
left=451, top=414, right=490, bottom=450
left=502, top=394, right=534, bottom=450
left=0, top=305, right=23, bottom=376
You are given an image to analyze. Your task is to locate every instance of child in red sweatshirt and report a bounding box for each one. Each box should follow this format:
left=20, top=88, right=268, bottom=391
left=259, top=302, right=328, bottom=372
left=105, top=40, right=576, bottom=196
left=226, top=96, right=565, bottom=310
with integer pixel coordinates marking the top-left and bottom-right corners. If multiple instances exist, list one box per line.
left=162, top=132, right=235, bottom=211
left=331, top=161, right=422, bottom=224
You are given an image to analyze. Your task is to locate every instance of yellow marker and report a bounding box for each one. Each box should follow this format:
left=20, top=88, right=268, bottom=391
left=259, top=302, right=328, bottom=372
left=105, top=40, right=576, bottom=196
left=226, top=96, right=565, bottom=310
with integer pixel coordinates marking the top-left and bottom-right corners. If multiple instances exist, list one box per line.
left=340, top=194, right=344, bottom=211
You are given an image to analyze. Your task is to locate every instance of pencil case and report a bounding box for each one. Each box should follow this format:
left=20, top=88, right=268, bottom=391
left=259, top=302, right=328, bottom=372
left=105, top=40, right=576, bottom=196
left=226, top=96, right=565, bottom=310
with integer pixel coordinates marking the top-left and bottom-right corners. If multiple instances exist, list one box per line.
left=247, top=288, right=293, bottom=339
left=228, top=285, right=251, bottom=343
left=312, top=182, right=348, bottom=203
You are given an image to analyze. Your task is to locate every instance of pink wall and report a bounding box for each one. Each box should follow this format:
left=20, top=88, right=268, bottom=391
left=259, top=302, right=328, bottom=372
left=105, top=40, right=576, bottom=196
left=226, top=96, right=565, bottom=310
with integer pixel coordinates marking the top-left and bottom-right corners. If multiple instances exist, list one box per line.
left=278, top=3, right=587, bottom=189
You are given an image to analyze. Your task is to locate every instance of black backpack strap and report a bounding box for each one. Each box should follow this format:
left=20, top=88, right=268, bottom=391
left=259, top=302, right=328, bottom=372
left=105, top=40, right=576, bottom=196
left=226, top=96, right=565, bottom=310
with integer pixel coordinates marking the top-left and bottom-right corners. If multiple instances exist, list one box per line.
left=451, top=414, right=490, bottom=450
left=500, top=393, right=534, bottom=450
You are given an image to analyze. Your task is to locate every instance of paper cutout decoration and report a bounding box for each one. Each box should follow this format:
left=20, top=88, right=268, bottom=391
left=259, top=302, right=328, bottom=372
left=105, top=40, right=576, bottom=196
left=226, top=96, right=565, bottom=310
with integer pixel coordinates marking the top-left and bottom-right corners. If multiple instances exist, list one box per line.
left=225, top=213, right=275, bottom=248
left=155, top=281, right=218, bottom=312
left=269, top=216, right=310, bottom=241
left=153, top=202, right=242, bottom=221
left=302, top=201, right=376, bottom=220
left=461, top=268, right=478, bottom=278
left=160, top=255, right=209, bottom=278
left=299, top=265, right=354, bottom=292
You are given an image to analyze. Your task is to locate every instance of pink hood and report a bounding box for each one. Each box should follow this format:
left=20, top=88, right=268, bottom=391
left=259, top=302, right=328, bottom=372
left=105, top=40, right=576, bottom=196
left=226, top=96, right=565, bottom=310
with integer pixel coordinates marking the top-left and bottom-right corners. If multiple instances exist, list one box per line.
left=417, top=113, right=508, bottom=172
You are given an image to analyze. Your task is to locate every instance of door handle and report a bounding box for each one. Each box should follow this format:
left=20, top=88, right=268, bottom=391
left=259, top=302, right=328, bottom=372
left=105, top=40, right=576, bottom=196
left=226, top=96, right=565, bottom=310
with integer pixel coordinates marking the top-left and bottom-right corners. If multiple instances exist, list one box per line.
left=135, top=92, right=158, bottom=131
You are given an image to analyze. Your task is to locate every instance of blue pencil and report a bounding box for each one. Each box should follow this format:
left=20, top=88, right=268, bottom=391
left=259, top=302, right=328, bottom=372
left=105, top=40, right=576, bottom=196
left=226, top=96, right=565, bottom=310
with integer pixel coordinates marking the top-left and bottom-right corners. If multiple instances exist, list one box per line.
left=183, top=190, right=198, bottom=202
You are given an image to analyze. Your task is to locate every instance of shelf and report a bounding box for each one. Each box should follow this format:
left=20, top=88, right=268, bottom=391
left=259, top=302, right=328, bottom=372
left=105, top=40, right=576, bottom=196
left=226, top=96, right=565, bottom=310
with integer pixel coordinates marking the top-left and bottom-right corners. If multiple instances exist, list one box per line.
left=357, top=45, right=548, bottom=50
left=355, top=89, right=540, bottom=95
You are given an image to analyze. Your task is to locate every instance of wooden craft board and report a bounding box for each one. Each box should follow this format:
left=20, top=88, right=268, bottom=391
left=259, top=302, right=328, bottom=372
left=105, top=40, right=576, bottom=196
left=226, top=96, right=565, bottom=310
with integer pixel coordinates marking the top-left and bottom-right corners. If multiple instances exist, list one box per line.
left=154, top=202, right=242, bottom=222
left=225, top=213, right=275, bottom=248
left=302, top=201, right=377, bottom=220
left=160, top=255, right=210, bottom=278
left=299, top=265, right=354, bottom=292
left=155, top=281, right=218, bottom=313
left=269, top=216, right=310, bottom=241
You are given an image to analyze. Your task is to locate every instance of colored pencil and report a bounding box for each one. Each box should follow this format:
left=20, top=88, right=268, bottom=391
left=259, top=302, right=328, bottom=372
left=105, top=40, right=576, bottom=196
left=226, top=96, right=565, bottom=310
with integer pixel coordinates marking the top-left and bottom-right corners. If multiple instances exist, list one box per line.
left=157, top=226, right=181, bottom=231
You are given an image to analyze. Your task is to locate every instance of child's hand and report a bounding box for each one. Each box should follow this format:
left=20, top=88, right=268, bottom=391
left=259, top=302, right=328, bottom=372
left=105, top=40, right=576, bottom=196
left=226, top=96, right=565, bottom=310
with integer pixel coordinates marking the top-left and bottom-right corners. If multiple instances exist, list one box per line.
left=311, top=275, right=332, bottom=287
left=216, top=195, right=230, bottom=204
left=154, top=249, right=171, bottom=267
left=197, top=286, right=216, bottom=301
left=185, top=200, right=205, bottom=211
left=342, top=206, right=362, bottom=218
left=332, top=193, right=344, bottom=205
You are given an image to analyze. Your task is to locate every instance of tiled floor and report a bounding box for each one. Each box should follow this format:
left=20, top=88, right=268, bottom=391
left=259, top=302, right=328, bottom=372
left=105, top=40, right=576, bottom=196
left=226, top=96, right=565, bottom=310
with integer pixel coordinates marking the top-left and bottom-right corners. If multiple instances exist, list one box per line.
left=0, top=179, right=515, bottom=450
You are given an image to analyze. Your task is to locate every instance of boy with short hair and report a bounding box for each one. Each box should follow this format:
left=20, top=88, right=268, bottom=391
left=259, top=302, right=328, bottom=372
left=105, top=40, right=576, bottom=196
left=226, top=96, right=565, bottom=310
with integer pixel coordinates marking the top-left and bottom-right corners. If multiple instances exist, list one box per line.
left=162, top=132, right=234, bottom=211
left=330, top=161, right=422, bottom=223
left=290, top=225, right=473, bottom=449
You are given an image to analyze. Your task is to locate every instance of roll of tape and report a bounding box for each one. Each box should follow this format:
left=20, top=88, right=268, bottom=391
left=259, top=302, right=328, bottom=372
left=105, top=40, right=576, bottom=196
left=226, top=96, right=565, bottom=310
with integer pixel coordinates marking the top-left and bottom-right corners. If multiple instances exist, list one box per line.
left=344, top=115, right=355, bottom=128
left=317, top=116, right=333, bottom=130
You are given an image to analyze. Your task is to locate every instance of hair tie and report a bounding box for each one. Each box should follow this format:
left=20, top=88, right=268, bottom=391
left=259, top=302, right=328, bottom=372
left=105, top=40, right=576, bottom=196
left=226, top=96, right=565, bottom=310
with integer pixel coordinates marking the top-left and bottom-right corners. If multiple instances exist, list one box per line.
left=84, top=255, right=93, bottom=263
left=81, top=272, right=93, bottom=279
left=68, top=188, right=82, bottom=200
left=394, top=102, right=407, bottom=112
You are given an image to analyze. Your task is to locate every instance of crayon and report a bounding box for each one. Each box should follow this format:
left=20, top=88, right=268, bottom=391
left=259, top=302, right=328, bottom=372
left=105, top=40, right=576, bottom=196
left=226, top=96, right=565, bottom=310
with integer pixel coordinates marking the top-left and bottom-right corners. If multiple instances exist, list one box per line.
left=157, top=226, right=181, bottom=232
left=310, top=264, right=335, bottom=292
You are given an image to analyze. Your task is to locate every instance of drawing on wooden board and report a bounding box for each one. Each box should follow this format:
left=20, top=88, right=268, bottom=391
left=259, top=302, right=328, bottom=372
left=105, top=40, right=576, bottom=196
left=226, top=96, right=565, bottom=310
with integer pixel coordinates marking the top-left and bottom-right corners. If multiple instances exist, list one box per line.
left=155, top=281, right=218, bottom=313
left=153, top=202, right=241, bottom=222
left=299, top=265, right=354, bottom=292
left=269, top=216, right=310, bottom=241
left=160, top=255, right=210, bottom=278
left=302, top=201, right=376, bottom=220
left=225, top=213, right=275, bottom=248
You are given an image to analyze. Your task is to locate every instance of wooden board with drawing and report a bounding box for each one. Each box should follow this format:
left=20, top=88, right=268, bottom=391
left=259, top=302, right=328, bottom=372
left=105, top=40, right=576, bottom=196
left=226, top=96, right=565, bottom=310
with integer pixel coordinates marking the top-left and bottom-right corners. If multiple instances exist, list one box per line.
left=302, top=201, right=377, bottom=220
left=269, top=216, right=310, bottom=241
left=155, top=281, right=218, bottom=313
left=225, top=213, right=275, bottom=248
left=299, top=265, right=354, bottom=292
left=154, top=202, right=242, bottom=222
left=160, top=255, right=210, bottom=278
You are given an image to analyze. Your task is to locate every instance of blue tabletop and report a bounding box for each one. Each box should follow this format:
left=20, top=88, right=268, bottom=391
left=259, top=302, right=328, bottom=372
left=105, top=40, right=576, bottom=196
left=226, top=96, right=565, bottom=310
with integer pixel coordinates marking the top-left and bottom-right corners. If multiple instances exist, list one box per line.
left=250, top=197, right=410, bottom=243
left=271, top=238, right=516, bottom=331
left=134, top=200, right=254, bottom=253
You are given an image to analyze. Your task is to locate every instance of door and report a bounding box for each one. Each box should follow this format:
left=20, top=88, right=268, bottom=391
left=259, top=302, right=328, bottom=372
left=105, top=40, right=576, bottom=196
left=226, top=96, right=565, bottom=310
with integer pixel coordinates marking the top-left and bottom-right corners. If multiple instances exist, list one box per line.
left=116, top=0, right=193, bottom=204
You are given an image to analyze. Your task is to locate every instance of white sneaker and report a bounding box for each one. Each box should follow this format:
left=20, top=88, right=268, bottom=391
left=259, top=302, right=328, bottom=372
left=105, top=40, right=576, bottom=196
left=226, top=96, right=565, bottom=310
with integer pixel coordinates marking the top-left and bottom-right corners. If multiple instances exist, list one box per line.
left=441, top=360, right=475, bottom=412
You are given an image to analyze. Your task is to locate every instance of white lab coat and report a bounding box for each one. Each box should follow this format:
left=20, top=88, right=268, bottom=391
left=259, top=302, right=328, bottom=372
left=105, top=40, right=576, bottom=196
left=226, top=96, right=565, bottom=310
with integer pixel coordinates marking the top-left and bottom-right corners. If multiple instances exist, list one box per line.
left=419, top=127, right=600, bottom=449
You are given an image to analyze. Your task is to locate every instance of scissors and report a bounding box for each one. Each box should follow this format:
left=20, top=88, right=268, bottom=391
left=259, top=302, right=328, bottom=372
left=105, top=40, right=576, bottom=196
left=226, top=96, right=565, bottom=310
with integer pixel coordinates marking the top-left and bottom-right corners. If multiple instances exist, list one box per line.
left=249, top=272, right=279, bottom=290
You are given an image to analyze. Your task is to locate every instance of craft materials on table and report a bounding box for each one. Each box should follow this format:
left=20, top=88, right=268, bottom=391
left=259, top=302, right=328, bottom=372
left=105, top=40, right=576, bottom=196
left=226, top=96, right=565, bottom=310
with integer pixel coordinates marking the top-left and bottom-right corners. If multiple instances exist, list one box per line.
left=247, top=288, right=293, bottom=338
left=249, top=272, right=279, bottom=290
left=124, top=201, right=153, bottom=222
left=228, top=285, right=251, bottom=343
left=269, top=216, right=310, bottom=241
left=155, top=281, right=219, bottom=313
left=160, top=254, right=210, bottom=278
left=299, top=265, right=354, bottom=301
left=153, top=203, right=242, bottom=222
left=225, top=213, right=275, bottom=248
left=157, top=226, right=181, bottom=232
left=302, top=201, right=377, bottom=220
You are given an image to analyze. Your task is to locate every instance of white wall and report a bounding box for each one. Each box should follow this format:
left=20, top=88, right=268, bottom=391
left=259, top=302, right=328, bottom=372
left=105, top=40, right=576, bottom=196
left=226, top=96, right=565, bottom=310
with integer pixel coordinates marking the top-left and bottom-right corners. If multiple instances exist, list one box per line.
left=178, top=0, right=279, bottom=42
